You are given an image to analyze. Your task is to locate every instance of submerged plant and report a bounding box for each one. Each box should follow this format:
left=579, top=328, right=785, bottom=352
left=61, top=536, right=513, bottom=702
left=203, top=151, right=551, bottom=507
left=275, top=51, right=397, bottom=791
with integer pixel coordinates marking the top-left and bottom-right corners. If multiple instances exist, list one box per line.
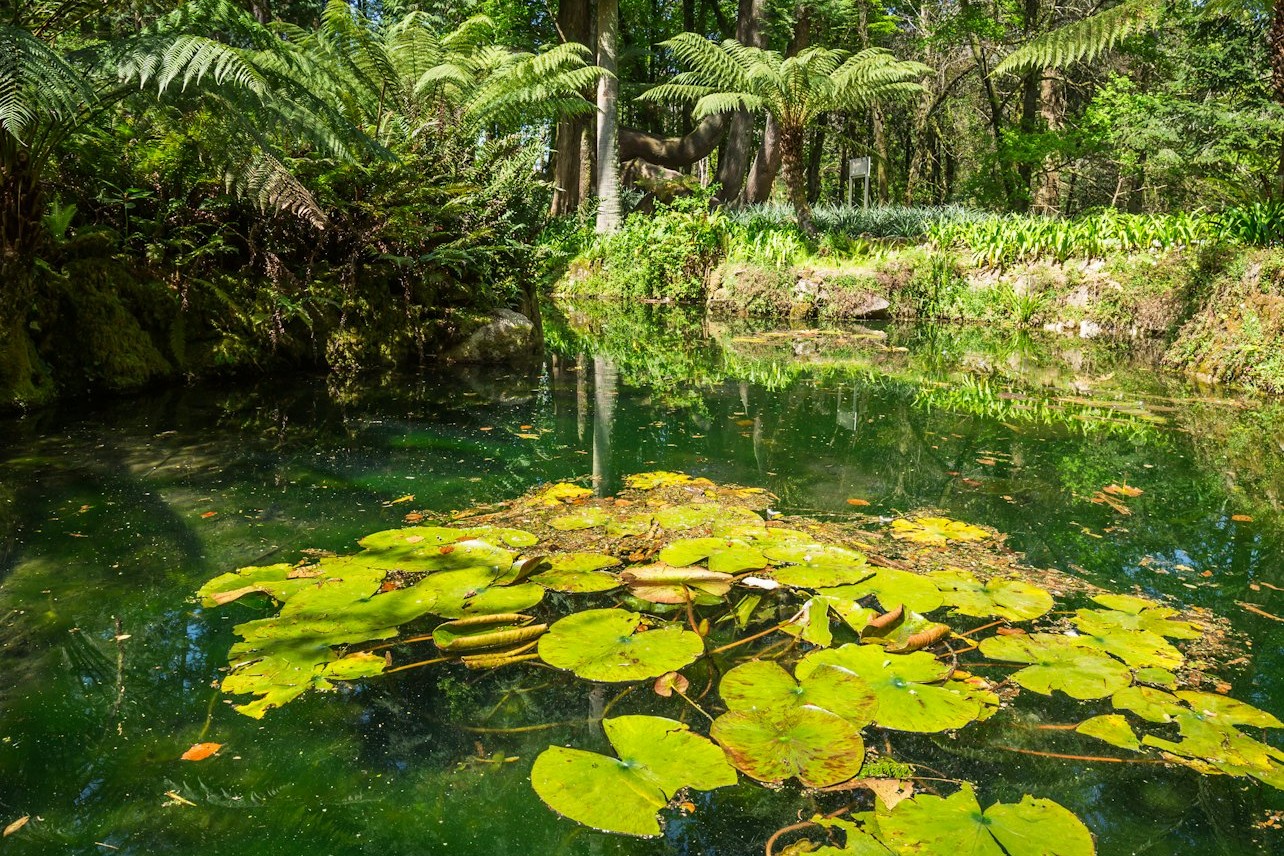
left=196, top=472, right=1281, bottom=846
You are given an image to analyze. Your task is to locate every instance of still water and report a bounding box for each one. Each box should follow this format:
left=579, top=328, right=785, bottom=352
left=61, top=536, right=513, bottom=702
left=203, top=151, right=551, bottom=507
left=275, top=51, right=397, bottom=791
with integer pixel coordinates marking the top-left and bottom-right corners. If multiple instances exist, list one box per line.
left=1, top=303, right=1281, bottom=854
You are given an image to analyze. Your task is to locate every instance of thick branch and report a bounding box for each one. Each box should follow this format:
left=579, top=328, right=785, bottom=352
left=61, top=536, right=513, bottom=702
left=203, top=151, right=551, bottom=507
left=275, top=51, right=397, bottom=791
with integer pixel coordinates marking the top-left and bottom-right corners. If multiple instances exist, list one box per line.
left=618, top=114, right=728, bottom=169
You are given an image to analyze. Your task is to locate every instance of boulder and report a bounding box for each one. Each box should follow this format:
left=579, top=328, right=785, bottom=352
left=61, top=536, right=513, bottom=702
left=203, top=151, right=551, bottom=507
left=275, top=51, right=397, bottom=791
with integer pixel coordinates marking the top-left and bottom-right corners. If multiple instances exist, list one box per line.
left=449, top=309, right=537, bottom=364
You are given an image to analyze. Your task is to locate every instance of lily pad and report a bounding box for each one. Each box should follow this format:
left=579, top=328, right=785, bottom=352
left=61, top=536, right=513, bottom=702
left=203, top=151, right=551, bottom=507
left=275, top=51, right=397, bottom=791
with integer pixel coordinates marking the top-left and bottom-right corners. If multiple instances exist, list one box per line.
left=873, top=783, right=1095, bottom=856
left=718, top=660, right=878, bottom=726
left=526, top=482, right=593, bottom=506
left=462, top=526, right=540, bottom=548
left=1140, top=693, right=1284, bottom=788
left=223, top=649, right=386, bottom=719
left=358, top=533, right=516, bottom=574
left=929, top=569, right=1052, bottom=621
left=1074, top=606, right=1201, bottom=641
left=416, top=567, right=544, bottom=618
left=977, top=634, right=1131, bottom=700
left=803, top=817, right=894, bottom=856
left=1070, top=612, right=1184, bottom=669
left=764, top=543, right=873, bottom=588
left=1077, top=714, right=1141, bottom=751
left=531, top=715, right=736, bottom=837
left=625, top=471, right=712, bottom=490
left=548, top=507, right=611, bottom=531
left=658, top=537, right=769, bottom=573
left=711, top=706, right=865, bottom=788
left=606, top=513, right=653, bottom=537
left=197, top=563, right=315, bottom=606
left=1090, top=593, right=1157, bottom=614
left=798, top=644, right=984, bottom=732
left=619, top=564, right=734, bottom=604
left=821, top=568, right=944, bottom=613
left=1111, top=686, right=1185, bottom=723
left=529, top=552, right=622, bottom=593
left=538, top=608, right=704, bottom=681
left=654, top=504, right=721, bottom=530
left=890, top=517, right=989, bottom=545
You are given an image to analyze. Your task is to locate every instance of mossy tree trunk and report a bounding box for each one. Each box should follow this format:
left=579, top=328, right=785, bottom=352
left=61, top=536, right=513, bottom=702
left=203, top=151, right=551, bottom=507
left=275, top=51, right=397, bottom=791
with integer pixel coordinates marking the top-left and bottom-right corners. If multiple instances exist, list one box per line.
left=780, top=124, right=815, bottom=236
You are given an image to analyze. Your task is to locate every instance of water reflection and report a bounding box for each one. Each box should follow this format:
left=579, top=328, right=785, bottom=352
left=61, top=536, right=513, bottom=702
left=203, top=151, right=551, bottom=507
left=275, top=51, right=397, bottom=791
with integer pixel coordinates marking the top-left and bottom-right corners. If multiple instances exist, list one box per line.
left=0, top=303, right=1280, bottom=854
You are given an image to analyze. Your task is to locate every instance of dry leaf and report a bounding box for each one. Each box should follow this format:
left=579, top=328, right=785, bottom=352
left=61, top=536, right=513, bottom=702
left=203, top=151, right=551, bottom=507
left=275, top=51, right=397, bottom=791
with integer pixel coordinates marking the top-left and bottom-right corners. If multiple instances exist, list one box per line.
left=180, top=742, right=222, bottom=761
left=653, top=671, right=690, bottom=698
left=860, top=778, right=914, bottom=809
left=403, top=512, right=425, bottom=523
left=385, top=495, right=414, bottom=506
left=520, top=425, right=533, bottom=430
left=200, top=511, right=218, bottom=519
left=846, top=498, right=871, bottom=507
left=976, top=457, right=997, bottom=466
left=3, top=816, right=29, bottom=837
left=516, top=434, right=540, bottom=440
left=1232, top=514, right=1254, bottom=522
left=1103, top=484, right=1143, bottom=498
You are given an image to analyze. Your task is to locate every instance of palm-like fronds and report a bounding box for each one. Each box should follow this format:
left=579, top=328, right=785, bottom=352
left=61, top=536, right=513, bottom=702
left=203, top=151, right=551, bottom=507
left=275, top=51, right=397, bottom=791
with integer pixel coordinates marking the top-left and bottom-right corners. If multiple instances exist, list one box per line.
left=0, top=24, right=95, bottom=141
left=995, top=0, right=1165, bottom=75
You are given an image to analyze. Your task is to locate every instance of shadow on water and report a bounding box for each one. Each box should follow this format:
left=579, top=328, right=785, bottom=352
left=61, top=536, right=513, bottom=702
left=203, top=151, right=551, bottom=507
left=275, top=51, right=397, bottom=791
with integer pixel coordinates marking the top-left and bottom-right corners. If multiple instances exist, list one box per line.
left=0, top=301, right=1280, bottom=854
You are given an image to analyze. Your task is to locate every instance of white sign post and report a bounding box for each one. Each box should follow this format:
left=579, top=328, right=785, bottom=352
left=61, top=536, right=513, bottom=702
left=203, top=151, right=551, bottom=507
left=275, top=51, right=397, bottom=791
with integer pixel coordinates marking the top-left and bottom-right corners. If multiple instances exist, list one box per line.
left=847, top=157, right=871, bottom=208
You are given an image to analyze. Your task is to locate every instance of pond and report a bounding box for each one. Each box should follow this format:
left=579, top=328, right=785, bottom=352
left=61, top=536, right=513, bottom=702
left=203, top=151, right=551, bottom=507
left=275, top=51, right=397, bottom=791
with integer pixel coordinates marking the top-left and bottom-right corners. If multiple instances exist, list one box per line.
left=1, top=302, right=1282, bottom=855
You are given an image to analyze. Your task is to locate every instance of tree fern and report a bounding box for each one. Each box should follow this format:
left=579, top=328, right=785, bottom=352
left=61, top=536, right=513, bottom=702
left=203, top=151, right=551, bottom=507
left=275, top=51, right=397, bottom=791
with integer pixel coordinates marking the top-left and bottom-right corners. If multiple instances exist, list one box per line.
left=995, top=0, right=1166, bottom=75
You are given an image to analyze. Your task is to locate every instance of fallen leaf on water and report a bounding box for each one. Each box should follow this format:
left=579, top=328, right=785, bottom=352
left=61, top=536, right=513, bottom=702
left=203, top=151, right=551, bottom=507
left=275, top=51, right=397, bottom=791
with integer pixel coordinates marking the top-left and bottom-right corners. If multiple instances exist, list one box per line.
left=977, top=457, right=997, bottom=466
left=385, top=495, right=414, bottom=506
left=3, top=816, right=29, bottom=837
left=201, top=511, right=218, bottom=519
left=520, top=425, right=533, bottom=431
left=1237, top=601, right=1284, bottom=622
left=479, top=426, right=493, bottom=432
left=1232, top=514, right=1254, bottom=522
left=846, top=498, right=871, bottom=507
left=163, top=791, right=197, bottom=807
left=678, top=801, right=696, bottom=814
left=403, top=512, right=424, bottom=523
left=517, top=434, right=540, bottom=440
left=735, top=419, right=754, bottom=427
left=180, top=742, right=222, bottom=761
left=653, top=671, right=690, bottom=698
left=1103, top=484, right=1143, bottom=498
left=996, top=627, right=1027, bottom=636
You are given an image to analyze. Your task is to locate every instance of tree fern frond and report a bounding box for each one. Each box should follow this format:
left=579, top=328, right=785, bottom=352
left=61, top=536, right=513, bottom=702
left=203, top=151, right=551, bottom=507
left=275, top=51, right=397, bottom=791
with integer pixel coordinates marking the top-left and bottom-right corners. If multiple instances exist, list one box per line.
left=691, top=92, right=766, bottom=118
left=995, top=0, right=1165, bottom=74
left=227, top=149, right=327, bottom=228
left=660, top=33, right=754, bottom=93
left=0, top=24, right=94, bottom=140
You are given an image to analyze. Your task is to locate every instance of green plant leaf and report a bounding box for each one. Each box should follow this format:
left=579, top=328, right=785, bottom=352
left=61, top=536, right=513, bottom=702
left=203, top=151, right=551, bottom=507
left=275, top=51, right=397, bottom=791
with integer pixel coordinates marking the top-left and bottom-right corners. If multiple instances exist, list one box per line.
left=548, top=507, right=611, bottom=530
left=764, top=543, right=873, bottom=588
left=538, top=608, right=704, bottom=681
left=531, top=715, right=737, bottom=836
left=658, top=537, right=769, bottom=573
left=711, top=706, right=866, bottom=787
left=890, top=517, right=989, bottom=545
left=798, top=644, right=984, bottom=732
left=1077, top=714, right=1141, bottom=751
left=929, top=569, right=1053, bottom=621
left=821, top=568, right=943, bottom=613
left=718, top=659, right=878, bottom=726
left=977, top=634, right=1131, bottom=700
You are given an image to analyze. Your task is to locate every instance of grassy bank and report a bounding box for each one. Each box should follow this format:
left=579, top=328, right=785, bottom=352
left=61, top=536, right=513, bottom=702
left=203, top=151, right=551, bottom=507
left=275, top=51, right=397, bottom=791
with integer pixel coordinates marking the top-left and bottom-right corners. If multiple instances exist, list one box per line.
left=550, top=200, right=1284, bottom=393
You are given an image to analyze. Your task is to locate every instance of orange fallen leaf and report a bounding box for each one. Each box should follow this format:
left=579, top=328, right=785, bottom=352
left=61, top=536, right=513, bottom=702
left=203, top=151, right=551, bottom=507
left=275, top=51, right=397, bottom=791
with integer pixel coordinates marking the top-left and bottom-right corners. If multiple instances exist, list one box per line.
left=385, top=495, right=414, bottom=506
left=976, top=457, right=997, bottom=466
left=653, top=671, right=690, bottom=698
left=3, top=816, right=29, bottom=837
left=846, top=498, right=871, bottom=507
left=520, top=425, right=533, bottom=431
left=1232, top=514, right=1254, bottom=522
left=1103, top=484, right=1143, bottom=498
left=180, top=742, right=222, bottom=761
left=678, top=801, right=696, bottom=814
left=200, top=511, right=218, bottom=519
left=996, top=627, right=1027, bottom=636
left=479, top=426, right=493, bottom=432
left=403, top=512, right=424, bottom=523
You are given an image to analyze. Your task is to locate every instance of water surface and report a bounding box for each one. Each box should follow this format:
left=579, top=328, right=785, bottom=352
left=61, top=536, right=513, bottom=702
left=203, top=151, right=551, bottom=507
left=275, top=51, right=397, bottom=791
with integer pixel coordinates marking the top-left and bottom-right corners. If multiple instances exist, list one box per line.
left=2, top=303, right=1282, bottom=854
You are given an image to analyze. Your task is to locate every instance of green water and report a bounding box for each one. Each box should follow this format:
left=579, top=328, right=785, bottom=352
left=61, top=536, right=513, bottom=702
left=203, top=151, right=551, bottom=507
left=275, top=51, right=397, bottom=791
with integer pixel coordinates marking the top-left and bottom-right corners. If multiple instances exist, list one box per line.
left=1, top=303, right=1282, bottom=854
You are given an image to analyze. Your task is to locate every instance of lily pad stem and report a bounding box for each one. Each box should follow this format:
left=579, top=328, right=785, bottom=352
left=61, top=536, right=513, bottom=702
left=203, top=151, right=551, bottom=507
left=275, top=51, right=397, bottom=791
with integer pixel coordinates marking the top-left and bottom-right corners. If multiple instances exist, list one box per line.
left=599, top=684, right=637, bottom=719
left=384, top=655, right=451, bottom=674
left=674, top=688, right=714, bottom=723
left=995, top=746, right=1167, bottom=764
left=708, top=608, right=806, bottom=656
left=959, top=620, right=1006, bottom=638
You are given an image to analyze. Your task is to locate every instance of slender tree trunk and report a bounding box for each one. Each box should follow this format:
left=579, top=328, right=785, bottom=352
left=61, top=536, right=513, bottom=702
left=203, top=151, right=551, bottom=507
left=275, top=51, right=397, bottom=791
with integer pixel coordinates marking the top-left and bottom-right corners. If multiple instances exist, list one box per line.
left=806, top=126, right=825, bottom=204
left=1272, top=0, right=1284, bottom=196
left=1032, top=69, right=1065, bottom=214
left=781, top=126, right=815, bottom=235
left=595, top=0, right=622, bottom=233
left=551, top=0, right=592, bottom=215
left=714, top=0, right=767, bottom=204
left=872, top=107, right=889, bottom=203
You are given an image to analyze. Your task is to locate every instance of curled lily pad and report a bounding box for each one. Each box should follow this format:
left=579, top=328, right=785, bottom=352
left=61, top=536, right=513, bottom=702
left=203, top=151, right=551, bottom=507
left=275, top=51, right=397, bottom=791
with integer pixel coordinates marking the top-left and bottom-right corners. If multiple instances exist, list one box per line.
left=821, top=568, right=943, bottom=613
left=531, top=715, right=736, bottom=837
left=620, top=564, right=734, bottom=604
left=711, top=706, right=866, bottom=788
left=718, top=659, right=878, bottom=727
left=432, top=614, right=545, bottom=653
left=658, top=537, right=768, bottom=573
left=538, top=608, right=704, bottom=681
left=873, top=783, right=1095, bottom=856
left=890, top=517, right=989, bottom=545
left=548, top=507, right=611, bottom=531
left=782, top=596, right=838, bottom=647
left=861, top=608, right=952, bottom=654
left=798, top=644, right=983, bottom=732
left=1077, top=714, right=1141, bottom=751
left=929, top=569, right=1052, bottom=622
left=977, top=634, right=1131, bottom=700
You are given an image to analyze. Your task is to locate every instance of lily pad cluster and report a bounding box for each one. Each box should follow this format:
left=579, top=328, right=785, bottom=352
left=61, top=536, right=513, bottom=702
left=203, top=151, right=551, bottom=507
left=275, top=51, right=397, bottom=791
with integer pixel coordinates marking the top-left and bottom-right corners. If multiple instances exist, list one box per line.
left=195, top=472, right=1274, bottom=849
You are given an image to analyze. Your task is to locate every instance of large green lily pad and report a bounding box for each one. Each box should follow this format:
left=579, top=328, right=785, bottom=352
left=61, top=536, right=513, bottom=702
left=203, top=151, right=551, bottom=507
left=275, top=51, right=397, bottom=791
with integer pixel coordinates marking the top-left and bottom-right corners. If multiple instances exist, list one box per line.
left=415, top=567, right=544, bottom=618
left=1076, top=714, right=1141, bottom=751
left=357, top=530, right=516, bottom=573
left=538, top=608, right=704, bottom=681
left=529, top=552, right=622, bottom=593
left=711, top=706, right=866, bottom=788
left=929, top=569, right=1052, bottom=621
left=1070, top=612, right=1184, bottom=669
left=763, top=543, right=874, bottom=588
left=531, top=715, right=737, bottom=837
left=821, top=568, right=944, bottom=613
left=873, top=783, right=1095, bottom=856
left=718, top=659, right=878, bottom=726
left=977, top=634, right=1131, bottom=700
left=798, top=644, right=984, bottom=732
left=1075, top=605, right=1201, bottom=641
left=658, top=537, right=769, bottom=573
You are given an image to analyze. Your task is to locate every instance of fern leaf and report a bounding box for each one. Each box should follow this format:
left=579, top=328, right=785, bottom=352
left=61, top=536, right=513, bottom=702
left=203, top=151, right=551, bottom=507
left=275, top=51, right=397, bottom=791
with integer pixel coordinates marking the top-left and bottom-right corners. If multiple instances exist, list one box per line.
left=995, top=0, right=1165, bottom=75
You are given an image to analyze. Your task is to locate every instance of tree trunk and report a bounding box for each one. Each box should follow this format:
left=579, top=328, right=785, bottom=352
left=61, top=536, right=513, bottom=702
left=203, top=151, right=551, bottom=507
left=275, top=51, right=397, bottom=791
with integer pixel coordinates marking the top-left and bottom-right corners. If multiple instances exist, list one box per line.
left=1273, top=0, right=1284, bottom=196
left=551, top=0, right=592, bottom=215
left=781, top=125, right=815, bottom=235
left=872, top=107, right=889, bottom=203
left=619, top=115, right=728, bottom=168
left=714, top=0, right=768, bottom=204
left=806, top=126, right=824, bottom=205
left=595, top=0, right=622, bottom=233
left=1031, top=69, right=1065, bottom=214
left=743, top=4, right=809, bottom=204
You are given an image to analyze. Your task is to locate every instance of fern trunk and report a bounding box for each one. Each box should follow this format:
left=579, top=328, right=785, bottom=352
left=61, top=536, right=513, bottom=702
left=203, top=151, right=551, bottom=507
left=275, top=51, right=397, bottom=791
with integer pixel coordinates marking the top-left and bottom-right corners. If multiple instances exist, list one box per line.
left=780, top=125, right=815, bottom=236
